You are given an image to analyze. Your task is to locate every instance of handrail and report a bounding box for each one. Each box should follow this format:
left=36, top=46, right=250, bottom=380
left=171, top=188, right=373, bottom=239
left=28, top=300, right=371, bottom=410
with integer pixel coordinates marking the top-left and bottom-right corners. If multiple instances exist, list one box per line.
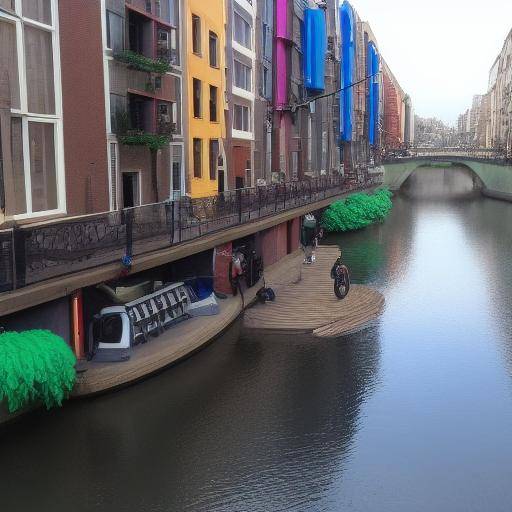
left=0, top=174, right=383, bottom=294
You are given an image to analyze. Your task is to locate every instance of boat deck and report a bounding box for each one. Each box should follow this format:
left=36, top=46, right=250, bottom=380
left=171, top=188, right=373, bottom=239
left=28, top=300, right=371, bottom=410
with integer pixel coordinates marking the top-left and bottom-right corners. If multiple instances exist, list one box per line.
left=243, top=246, right=385, bottom=338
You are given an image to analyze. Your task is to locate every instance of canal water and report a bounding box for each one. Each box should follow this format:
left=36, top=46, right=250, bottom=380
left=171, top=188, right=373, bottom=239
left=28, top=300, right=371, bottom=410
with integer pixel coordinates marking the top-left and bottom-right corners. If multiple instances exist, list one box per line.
left=2, top=166, right=512, bottom=511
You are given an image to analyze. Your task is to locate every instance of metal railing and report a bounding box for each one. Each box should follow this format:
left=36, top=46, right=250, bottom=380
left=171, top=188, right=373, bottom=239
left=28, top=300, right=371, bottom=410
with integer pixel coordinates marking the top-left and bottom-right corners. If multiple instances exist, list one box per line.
left=0, top=174, right=383, bottom=294
left=383, top=147, right=512, bottom=164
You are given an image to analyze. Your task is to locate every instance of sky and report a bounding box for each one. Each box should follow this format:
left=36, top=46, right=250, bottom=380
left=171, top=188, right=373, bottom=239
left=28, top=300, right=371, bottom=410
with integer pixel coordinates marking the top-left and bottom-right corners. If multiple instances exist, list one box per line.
left=349, top=0, right=512, bottom=126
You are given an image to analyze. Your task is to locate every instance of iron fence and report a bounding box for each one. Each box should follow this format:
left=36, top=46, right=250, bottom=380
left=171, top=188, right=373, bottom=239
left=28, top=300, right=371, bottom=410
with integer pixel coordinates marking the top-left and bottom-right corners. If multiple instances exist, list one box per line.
left=0, top=174, right=382, bottom=293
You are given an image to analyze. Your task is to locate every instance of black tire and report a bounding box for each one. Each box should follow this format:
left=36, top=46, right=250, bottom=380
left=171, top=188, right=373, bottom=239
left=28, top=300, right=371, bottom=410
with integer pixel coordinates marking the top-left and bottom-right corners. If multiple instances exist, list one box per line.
left=334, top=265, right=350, bottom=299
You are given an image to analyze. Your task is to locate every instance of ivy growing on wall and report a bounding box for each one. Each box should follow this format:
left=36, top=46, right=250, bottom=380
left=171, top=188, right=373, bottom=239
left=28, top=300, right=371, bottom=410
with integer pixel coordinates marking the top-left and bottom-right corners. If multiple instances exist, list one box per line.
left=114, top=50, right=171, bottom=75
left=321, top=188, right=393, bottom=232
left=0, top=330, right=76, bottom=413
left=119, top=133, right=170, bottom=151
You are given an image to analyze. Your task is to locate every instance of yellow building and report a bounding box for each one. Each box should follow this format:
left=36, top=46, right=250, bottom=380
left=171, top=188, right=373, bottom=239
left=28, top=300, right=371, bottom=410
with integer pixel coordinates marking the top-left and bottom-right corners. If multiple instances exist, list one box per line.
left=185, top=0, right=226, bottom=198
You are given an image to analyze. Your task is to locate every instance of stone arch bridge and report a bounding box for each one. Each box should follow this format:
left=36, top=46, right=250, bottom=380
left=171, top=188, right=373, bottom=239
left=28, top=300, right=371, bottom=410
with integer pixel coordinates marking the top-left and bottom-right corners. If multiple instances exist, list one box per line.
left=382, top=151, right=512, bottom=201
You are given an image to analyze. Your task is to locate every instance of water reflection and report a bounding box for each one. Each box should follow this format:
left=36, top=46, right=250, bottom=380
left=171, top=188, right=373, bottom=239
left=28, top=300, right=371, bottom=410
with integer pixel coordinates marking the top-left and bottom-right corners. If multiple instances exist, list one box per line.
left=2, top=166, right=512, bottom=511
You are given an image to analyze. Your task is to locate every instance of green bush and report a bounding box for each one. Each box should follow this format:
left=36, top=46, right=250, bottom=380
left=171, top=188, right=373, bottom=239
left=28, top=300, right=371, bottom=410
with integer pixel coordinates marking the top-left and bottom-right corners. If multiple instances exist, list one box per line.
left=0, top=330, right=76, bottom=413
left=321, top=188, right=393, bottom=232
left=120, top=133, right=170, bottom=151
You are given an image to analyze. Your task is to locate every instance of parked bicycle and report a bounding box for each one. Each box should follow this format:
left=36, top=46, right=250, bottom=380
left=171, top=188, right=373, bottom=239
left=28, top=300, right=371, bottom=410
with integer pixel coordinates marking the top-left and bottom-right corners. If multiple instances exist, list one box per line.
left=330, top=251, right=351, bottom=300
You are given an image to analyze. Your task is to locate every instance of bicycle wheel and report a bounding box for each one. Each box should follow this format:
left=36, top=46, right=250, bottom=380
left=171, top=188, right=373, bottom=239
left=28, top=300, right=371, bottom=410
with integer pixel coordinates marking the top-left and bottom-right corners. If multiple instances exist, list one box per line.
left=334, top=265, right=350, bottom=299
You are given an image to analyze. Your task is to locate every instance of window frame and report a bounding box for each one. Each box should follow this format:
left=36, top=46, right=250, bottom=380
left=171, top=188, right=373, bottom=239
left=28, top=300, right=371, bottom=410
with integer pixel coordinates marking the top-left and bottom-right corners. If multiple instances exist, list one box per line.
left=209, top=84, right=218, bottom=122
left=208, top=30, right=218, bottom=68
left=234, top=59, right=252, bottom=91
left=1, top=1, right=66, bottom=219
left=233, top=104, right=250, bottom=132
left=209, top=139, right=219, bottom=180
left=233, top=11, right=251, bottom=50
left=191, top=13, right=201, bottom=56
left=193, top=138, right=202, bottom=178
left=106, top=9, right=124, bottom=53
left=192, top=77, right=202, bottom=118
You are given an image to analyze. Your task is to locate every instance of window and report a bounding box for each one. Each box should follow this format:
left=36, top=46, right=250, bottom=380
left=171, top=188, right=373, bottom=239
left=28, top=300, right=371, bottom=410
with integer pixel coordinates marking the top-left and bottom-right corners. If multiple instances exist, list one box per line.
left=171, top=144, right=183, bottom=199
left=1, top=2, right=64, bottom=217
left=110, top=93, right=126, bottom=134
left=209, top=140, right=219, bottom=180
left=0, top=18, right=20, bottom=109
left=28, top=121, right=58, bottom=212
left=122, top=172, right=140, bottom=208
left=193, top=138, right=202, bottom=178
left=262, top=65, right=271, bottom=99
left=234, top=104, right=250, bottom=132
left=106, top=10, right=124, bottom=53
left=22, top=0, right=51, bottom=25
left=25, top=25, right=55, bottom=115
left=209, top=31, right=218, bottom=67
left=234, top=60, right=252, bottom=91
left=193, top=78, right=202, bottom=118
left=192, top=14, right=201, bottom=55
left=234, top=12, right=251, bottom=50
left=209, top=85, right=218, bottom=122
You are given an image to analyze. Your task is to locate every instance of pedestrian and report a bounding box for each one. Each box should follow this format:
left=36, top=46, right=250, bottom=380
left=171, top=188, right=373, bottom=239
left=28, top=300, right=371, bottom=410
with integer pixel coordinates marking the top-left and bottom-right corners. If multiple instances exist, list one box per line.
left=301, top=214, right=318, bottom=264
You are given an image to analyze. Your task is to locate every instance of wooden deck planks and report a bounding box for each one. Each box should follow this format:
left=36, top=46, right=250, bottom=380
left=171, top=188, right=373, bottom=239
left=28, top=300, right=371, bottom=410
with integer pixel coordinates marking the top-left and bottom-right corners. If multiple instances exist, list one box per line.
left=243, top=246, right=385, bottom=338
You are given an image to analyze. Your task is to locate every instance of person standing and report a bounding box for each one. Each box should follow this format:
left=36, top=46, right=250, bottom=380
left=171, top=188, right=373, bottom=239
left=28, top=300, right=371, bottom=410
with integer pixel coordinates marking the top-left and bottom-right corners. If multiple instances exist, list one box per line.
left=301, top=214, right=318, bottom=264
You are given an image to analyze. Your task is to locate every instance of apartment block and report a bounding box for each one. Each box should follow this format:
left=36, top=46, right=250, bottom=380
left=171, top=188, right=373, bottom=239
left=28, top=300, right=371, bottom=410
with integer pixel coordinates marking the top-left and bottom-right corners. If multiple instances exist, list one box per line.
left=185, top=0, right=226, bottom=198
left=104, top=0, right=184, bottom=207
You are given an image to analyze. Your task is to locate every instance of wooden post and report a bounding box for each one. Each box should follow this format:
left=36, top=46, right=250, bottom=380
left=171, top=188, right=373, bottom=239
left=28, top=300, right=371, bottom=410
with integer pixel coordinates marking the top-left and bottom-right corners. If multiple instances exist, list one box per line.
left=71, top=290, right=85, bottom=360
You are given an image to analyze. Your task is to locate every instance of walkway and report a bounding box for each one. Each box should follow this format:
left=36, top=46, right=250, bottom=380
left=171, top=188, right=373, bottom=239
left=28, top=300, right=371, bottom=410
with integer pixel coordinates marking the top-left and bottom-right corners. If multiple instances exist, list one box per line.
left=73, top=250, right=302, bottom=396
left=243, top=246, right=385, bottom=338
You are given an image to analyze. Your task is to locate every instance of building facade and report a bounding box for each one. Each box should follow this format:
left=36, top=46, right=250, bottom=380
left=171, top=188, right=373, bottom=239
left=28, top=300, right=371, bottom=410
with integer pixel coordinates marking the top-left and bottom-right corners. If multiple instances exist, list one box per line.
left=225, top=0, right=256, bottom=190
left=185, top=0, right=226, bottom=197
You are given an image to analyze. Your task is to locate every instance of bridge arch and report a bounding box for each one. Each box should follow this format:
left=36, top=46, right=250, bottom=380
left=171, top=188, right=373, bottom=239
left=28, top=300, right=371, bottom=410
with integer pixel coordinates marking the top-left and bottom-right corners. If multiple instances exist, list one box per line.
left=382, top=157, right=512, bottom=202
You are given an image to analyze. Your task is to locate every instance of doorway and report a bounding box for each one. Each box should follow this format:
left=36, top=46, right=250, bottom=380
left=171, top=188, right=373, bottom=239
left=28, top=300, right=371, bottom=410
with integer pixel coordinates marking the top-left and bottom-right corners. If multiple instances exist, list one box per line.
left=122, top=172, right=141, bottom=208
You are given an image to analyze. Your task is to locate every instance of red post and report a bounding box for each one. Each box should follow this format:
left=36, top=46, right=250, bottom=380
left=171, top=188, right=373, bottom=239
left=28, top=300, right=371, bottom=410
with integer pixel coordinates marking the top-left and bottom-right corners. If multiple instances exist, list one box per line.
left=71, top=290, right=85, bottom=360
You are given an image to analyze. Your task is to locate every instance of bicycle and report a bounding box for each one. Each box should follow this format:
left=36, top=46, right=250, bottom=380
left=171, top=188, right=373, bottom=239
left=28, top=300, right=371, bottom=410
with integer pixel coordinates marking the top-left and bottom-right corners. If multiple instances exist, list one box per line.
left=330, top=252, right=351, bottom=300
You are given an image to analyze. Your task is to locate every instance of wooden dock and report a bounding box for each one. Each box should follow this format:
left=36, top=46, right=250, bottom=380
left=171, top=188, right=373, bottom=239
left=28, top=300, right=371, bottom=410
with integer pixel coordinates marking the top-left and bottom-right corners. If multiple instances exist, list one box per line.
left=243, top=246, right=385, bottom=338
left=72, top=250, right=302, bottom=396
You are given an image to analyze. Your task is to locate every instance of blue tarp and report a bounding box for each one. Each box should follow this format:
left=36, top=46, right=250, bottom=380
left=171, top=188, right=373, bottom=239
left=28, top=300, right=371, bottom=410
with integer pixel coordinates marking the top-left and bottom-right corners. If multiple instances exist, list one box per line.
left=303, top=8, right=326, bottom=92
left=340, top=1, right=355, bottom=142
left=367, top=41, right=379, bottom=145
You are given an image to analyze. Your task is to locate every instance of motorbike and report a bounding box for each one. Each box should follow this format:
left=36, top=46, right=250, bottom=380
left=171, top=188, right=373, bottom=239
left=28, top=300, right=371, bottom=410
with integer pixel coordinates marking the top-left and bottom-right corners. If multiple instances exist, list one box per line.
left=330, top=253, right=350, bottom=300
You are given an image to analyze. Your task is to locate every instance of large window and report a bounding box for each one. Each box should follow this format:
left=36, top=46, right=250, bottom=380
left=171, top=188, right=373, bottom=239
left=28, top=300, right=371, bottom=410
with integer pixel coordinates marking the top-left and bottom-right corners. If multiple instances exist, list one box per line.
left=193, top=78, right=202, bottom=118
left=193, top=138, right=202, bottom=178
left=22, top=0, right=51, bottom=25
left=106, top=10, right=124, bottom=53
left=209, top=140, right=219, bottom=180
left=234, top=104, right=250, bottom=132
left=234, top=60, right=252, bottom=91
left=209, top=85, right=218, bottom=122
left=209, top=31, right=218, bottom=67
left=0, top=18, right=20, bottom=109
left=234, top=12, right=251, bottom=50
left=0, top=2, right=64, bottom=218
left=25, top=25, right=55, bottom=114
left=192, top=14, right=201, bottom=55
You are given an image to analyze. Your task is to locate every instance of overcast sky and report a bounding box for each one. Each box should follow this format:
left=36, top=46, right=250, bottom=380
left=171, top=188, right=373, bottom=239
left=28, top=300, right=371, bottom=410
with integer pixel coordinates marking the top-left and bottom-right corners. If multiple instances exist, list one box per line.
left=350, top=0, right=512, bottom=126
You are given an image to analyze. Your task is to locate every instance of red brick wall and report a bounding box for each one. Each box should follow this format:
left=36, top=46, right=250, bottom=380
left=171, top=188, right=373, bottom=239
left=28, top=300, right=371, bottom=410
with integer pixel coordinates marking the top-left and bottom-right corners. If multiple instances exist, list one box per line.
left=260, top=222, right=288, bottom=267
left=59, top=0, right=109, bottom=215
left=213, top=243, right=233, bottom=295
left=383, top=71, right=401, bottom=149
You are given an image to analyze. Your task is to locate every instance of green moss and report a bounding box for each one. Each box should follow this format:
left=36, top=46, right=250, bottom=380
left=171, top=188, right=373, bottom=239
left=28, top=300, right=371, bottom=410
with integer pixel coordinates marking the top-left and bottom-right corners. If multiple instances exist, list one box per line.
left=0, top=330, right=76, bottom=413
left=120, top=133, right=170, bottom=151
left=114, top=50, right=171, bottom=75
left=321, top=188, right=393, bottom=232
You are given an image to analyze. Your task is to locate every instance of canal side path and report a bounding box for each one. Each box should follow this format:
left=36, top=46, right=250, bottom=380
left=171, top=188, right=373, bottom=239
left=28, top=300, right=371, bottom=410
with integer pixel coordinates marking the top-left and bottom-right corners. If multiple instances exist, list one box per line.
left=73, top=247, right=384, bottom=397
left=243, top=246, right=385, bottom=338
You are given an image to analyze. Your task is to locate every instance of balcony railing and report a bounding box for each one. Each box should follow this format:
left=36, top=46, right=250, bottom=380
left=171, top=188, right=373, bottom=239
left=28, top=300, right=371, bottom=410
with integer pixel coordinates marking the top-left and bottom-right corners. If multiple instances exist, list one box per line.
left=0, top=174, right=383, bottom=294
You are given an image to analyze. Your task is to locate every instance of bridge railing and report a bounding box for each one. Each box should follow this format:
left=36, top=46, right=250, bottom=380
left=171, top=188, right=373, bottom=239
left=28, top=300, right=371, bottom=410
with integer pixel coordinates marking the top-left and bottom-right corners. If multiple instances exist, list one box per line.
left=0, top=173, right=383, bottom=294
left=383, top=147, right=511, bottom=164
